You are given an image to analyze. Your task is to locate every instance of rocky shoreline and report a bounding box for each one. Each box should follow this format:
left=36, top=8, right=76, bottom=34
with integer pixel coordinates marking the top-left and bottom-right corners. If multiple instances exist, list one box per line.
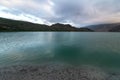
left=0, top=63, right=120, bottom=80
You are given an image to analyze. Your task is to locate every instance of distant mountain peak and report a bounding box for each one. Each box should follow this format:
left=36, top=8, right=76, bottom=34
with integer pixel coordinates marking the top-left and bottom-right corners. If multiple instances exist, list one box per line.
left=85, top=23, right=120, bottom=32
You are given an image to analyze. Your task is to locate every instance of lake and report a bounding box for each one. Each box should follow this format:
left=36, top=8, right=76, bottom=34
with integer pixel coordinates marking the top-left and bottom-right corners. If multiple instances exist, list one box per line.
left=0, top=32, right=120, bottom=69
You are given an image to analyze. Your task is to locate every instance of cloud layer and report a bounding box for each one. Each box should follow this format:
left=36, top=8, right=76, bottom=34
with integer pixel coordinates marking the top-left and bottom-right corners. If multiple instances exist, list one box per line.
left=0, top=0, right=120, bottom=27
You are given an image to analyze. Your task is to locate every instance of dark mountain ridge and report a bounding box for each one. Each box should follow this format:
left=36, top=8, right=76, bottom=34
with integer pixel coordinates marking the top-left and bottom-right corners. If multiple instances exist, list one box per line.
left=0, top=17, right=93, bottom=32
left=1, top=17, right=120, bottom=32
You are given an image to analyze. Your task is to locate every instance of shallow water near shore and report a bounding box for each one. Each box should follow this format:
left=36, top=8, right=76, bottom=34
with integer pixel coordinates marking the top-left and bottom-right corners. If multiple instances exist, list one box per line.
left=0, top=32, right=120, bottom=70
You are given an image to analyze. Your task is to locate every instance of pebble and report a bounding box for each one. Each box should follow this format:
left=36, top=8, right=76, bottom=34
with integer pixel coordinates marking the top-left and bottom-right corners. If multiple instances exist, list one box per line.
left=0, top=64, right=118, bottom=80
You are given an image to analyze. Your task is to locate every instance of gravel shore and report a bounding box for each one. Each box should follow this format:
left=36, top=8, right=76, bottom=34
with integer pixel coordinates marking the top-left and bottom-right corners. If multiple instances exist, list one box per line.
left=0, top=63, right=119, bottom=80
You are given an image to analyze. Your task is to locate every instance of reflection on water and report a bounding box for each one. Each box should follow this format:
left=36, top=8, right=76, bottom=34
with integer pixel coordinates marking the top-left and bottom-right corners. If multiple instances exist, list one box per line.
left=0, top=32, right=120, bottom=68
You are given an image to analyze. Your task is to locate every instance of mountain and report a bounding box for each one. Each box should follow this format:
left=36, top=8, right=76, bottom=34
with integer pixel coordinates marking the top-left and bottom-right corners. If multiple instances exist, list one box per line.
left=109, top=25, right=120, bottom=32
left=0, top=17, right=49, bottom=31
left=1, top=17, right=120, bottom=32
left=86, top=23, right=120, bottom=32
left=50, top=23, right=93, bottom=31
left=0, top=17, right=93, bottom=32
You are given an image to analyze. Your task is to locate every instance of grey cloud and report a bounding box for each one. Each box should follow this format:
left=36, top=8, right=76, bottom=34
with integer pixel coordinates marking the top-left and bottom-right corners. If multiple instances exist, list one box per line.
left=48, top=0, right=120, bottom=26
left=95, top=0, right=120, bottom=13
left=47, top=0, right=84, bottom=24
left=2, top=9, right=23, bottom=16
left=1, top=0, right=120, bottom=26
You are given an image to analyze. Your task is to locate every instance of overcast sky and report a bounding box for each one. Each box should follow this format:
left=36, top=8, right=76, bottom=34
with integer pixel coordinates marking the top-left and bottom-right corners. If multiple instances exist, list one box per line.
left=0, top=0, right=120, bottom=27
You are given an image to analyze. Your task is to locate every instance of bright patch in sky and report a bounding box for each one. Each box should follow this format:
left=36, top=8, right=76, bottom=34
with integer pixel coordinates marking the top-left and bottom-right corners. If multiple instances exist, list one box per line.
left=0, top=0, right=120, bottom=27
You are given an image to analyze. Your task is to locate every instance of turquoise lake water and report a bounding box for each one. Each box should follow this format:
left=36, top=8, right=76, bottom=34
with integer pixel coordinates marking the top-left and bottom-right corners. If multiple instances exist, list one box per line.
left=0, top=32, right=120, bottom=69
